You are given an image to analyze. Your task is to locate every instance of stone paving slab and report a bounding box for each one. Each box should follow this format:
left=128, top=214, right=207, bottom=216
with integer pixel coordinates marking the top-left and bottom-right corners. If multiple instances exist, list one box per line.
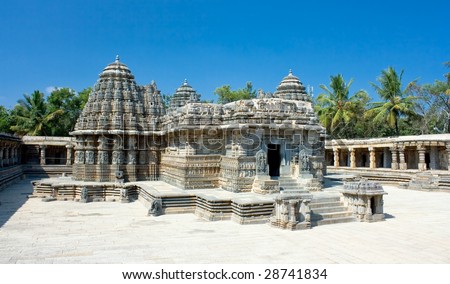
left=1, top=179, right=450, bottom=263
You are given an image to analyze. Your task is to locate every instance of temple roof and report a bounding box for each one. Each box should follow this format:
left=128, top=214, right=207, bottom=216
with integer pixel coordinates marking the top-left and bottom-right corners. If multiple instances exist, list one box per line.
left=99, top=55, right=135, bottom=80
left=169, top=79, right=200, bottom=110
left=273, top=70, right=311, bottom=102
left=73, top=56, right=164, bottom=133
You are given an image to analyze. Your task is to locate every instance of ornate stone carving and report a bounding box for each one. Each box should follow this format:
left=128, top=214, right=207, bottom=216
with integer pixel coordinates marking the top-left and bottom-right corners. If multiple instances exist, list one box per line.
left=85, top=151, right=95, bottom=164
left=112, top=151, right=123, bottom=165
left=148, top=199, right=162, bottom=216
left=80, top=187, right=89, bottom=202
left=299, top=150, right=310, bottom=172
left=255, top=149, right=267, bottom=175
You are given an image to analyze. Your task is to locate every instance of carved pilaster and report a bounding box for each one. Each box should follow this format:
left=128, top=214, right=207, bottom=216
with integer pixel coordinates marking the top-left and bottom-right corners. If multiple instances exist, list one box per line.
left=39, top=145, right=46, bottom=165
left=74, top=137, right=85, bottom=165
left=349, top=148, right=356, bottom=168
left=417, top=144, right=427, bottom=171
left=333, top=147, right=339, bottom=167
left=369, top=147, right=376, bottom=169
left=398, top=144, right=407, bottom=170
left=66, top=145, right=73, bottom=165
left=390, top=146, right=398, bottom=170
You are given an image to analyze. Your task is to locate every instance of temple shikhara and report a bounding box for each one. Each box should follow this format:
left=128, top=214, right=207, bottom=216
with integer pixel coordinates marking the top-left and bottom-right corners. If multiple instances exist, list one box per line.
left=3, top=56, right=450, bottom=230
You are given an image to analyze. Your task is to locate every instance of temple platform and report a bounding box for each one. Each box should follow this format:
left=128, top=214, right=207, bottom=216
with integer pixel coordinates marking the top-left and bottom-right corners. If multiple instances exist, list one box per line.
left=31, top=177, right=353, bottom=227
left=2, top=178, right=450, bottom=263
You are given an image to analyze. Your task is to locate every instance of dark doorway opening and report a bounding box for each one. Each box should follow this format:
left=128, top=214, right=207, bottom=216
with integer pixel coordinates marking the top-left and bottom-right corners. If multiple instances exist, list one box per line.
left=379, top=153, right=384, bottom=168
left=361, top=154, right=367, bottom=167
left=370, top=197, right=376, bottom=214
left=267, top=144, right=280, bottom=178
left=425, top=152, right=430, bottom=170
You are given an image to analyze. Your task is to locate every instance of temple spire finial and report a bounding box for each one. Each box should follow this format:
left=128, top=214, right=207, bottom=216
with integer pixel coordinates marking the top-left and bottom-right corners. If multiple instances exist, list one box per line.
left=183, top=79, right=188, bottom=85
left=115, top=55, right=120, bottom=62
left=289, top=69, right=293, bottom=75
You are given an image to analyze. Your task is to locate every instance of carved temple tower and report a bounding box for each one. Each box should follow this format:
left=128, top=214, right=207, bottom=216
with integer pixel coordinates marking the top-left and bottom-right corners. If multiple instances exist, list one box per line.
left=71, top=56, right=164, bottom=182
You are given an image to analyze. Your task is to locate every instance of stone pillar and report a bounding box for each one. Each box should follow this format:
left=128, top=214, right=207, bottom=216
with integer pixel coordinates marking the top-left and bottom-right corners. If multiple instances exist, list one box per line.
left=349, top=148, right=356, bottom=168
left=417, top=144, right=427, bottom=171
left=289, top=200, right=297, bottom=223
left=390, top=146, right=398, bottom=170
left=429, top=146, right=438, bottom=170
left=66, top=145, right=73, bottom=165
left=369, top=147, right=376, bottom=169
left=333, top=148, right=339, bottom=167
left=398, top=144, right=407, bottom=170
left=39, top=145, right=46, bottom=165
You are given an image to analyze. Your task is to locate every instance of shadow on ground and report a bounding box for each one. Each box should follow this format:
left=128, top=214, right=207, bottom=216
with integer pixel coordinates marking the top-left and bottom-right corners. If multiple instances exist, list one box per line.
left=0, top=179, right=33, bottom=227
left=323, top=177, right=343, bottom=188
left=384, top=213, right=395, bottom=219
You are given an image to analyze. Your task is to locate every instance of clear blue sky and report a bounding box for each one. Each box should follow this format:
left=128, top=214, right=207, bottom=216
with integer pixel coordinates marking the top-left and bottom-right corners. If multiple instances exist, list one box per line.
left=1, top=0, right=449, bottom=108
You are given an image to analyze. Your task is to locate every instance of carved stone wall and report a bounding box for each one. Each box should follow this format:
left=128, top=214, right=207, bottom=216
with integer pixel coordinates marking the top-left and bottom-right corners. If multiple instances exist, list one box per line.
left=220, top=156, right=256, bottom=192
left=161, top=154, right=221, bottom=189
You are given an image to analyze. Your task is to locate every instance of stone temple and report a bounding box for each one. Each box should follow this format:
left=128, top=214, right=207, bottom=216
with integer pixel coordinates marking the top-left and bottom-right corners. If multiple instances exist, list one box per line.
left=23, top=57, right=394, bottom=229
left=71, top=56, right=326, bottom=190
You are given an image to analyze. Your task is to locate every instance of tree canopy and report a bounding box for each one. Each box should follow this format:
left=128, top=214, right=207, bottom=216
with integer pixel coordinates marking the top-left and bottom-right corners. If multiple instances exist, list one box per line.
left=5, top=87, right=90, bottom=136
left=46, top=88, right=88, bottom=136
left=10, top=90, right=64, bottom=136
left=366, top=67, right=419, bottom=136
left=214, top=82, right=256, bottom=104
left=315, top=74, right=369, bottom=138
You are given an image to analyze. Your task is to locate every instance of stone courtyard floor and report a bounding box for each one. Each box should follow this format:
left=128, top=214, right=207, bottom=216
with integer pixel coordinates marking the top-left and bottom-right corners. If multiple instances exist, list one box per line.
left=0, top=178, right=450, bottom=264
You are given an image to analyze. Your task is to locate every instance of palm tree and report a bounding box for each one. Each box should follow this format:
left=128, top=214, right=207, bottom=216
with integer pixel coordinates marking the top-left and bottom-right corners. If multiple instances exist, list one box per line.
left=366, top=67, right=418, bottom=136
left=10, top=90, right=63, bottom=136
left=315, top=74, right=369, bottom=137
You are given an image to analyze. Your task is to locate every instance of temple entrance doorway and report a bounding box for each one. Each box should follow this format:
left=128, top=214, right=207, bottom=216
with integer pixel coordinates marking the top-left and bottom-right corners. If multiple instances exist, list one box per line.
left=370, top=197, right=376, bottom=214
left=268, top=144, right=280, bottom=178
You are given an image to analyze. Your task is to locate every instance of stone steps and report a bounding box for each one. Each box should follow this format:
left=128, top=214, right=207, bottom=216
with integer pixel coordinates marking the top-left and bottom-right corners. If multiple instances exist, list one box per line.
left=311, top=205, right=349, bottom=214
left=278, top=177, right=309, bottom=193
left=311, top=211, right=353, bottom=219
left=310, top=196, right=356, bottom=227
left=311, top=216, right=356, bottom=226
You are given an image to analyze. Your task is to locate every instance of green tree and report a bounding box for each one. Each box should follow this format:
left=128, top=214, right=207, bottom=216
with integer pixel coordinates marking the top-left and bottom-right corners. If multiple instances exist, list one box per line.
left=46, top=88, right=86, bottom=136
left=78, top=87, right=91, bottom=110
left=366, top=67, right=419, bottom=136
left=418, top=62, right=450, bottom=133
left=315, top=74, right=369, bottom=138
left=0, top=106, right=14, bottom=133
left=215, top=82, right=256, bottom=104
left=10, top=91, right=63, bottom=136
